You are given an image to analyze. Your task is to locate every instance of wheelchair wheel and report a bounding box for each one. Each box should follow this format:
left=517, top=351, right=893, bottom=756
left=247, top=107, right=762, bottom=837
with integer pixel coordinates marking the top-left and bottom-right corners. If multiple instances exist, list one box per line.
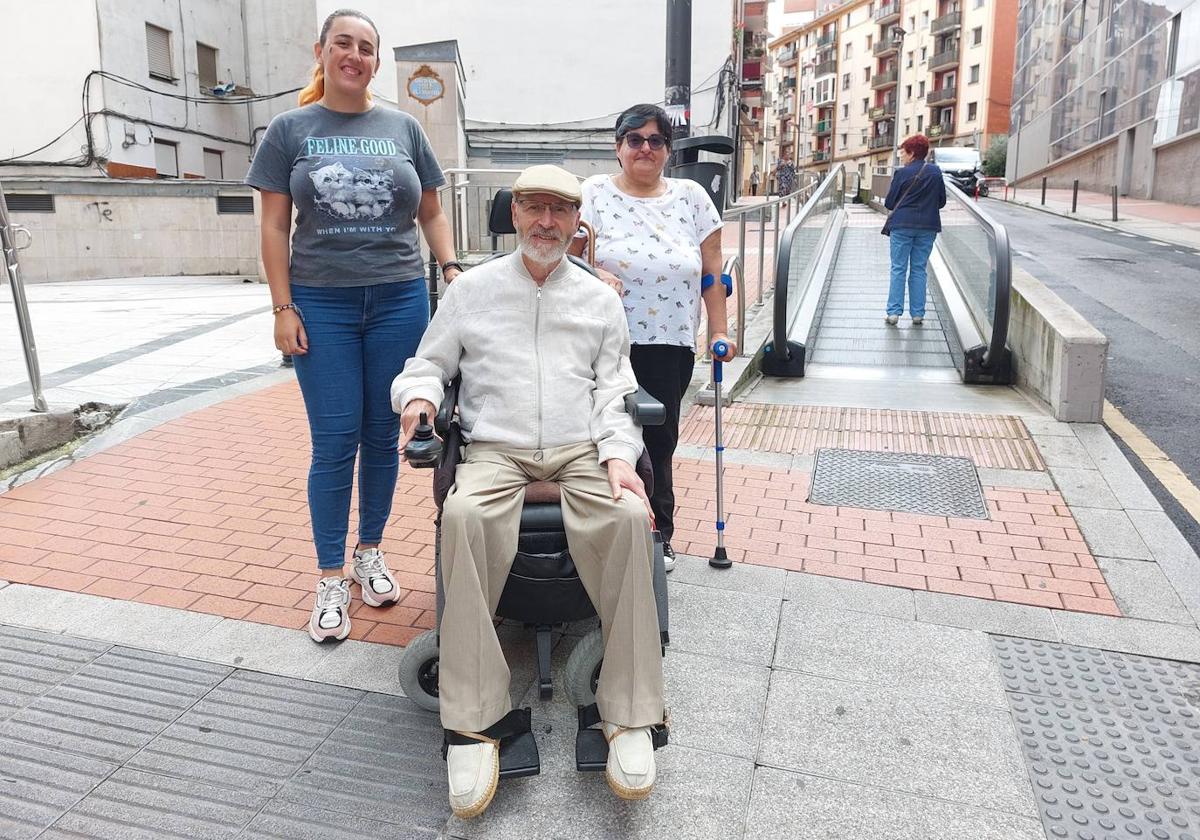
left=398, top=629, right=440, bottom=713
left=563, top=627, right=604, bottom=708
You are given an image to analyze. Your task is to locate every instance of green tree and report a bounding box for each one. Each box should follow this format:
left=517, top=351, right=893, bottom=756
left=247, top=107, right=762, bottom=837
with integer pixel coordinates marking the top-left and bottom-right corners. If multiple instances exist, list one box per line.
left=983, top=137, right=1007, bottom=177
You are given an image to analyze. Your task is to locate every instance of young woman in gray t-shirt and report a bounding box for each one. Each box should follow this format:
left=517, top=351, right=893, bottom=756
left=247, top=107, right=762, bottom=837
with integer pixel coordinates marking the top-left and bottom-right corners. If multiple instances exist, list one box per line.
left=246, top=9, right=460, bottom=643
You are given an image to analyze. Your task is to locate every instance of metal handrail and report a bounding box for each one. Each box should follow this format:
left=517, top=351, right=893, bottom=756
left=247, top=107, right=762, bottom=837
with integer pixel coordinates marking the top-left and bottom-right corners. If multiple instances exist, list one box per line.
left=768, top=164, right=846, bottom=370
left=943, top=180, right=1011, bottom=368
left=723, top=254, right=744, bottom=354
left=0, top=180, right=47, bottom=412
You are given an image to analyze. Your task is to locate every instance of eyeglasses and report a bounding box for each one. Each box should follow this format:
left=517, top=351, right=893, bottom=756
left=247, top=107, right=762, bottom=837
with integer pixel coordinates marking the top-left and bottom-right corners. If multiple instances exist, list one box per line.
left=622, top=133, right=669, bottom=151
left=515, top=198, right=577, bottom=219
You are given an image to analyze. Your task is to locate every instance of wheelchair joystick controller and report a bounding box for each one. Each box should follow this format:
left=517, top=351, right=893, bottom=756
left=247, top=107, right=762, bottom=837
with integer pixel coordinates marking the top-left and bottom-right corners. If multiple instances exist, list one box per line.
left=405, top=412, right=442, bottom=468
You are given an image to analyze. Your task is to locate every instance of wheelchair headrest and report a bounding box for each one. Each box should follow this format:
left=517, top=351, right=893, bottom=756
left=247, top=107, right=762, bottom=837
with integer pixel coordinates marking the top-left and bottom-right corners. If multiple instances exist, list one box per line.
left=489, top=189, right=516, bottom=236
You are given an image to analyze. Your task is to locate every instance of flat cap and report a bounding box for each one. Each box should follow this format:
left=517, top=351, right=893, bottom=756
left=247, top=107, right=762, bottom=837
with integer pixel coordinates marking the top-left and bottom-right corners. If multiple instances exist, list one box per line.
left=511, top=164, right=582, bottom=205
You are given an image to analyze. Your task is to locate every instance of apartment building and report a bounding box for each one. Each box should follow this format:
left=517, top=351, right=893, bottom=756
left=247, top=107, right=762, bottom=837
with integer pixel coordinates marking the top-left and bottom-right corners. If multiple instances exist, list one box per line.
left=770, top=0, right=1017, bottom=177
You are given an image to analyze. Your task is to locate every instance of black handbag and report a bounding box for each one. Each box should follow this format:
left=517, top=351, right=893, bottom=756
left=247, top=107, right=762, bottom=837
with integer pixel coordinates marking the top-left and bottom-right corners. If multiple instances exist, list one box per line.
left=882, top=162, right=927, bottom=236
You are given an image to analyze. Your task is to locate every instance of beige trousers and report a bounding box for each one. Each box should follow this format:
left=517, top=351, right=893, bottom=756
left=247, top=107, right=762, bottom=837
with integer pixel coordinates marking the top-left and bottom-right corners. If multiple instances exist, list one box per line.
left=437, top=440, right=664, bottom=733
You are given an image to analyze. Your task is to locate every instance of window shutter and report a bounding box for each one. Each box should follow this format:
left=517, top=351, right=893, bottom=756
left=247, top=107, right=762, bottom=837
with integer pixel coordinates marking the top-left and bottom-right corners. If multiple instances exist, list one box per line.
left=197, top=43, right=218, bottom=89
left=146, top=24, right=173, bottom=79
left=154, top=140, right=178, bottom=177
left=203, top=149, right=223, bottom=179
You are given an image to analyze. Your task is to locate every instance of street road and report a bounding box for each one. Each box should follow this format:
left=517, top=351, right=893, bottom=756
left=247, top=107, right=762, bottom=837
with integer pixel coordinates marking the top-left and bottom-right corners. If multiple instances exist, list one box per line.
left=984, top=199, right=1200, bottom=549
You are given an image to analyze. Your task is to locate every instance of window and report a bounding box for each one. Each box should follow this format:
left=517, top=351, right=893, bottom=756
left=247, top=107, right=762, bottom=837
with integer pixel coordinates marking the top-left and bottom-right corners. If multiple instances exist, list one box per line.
left=906, top=84, right=913, bottom=100
left=917, top=114, right=924, bottom=130
left=862, top=97, right=870, bottom=113
left=844, top=42, right=853, bottom=58
left=909, top=15, right=916, bottom=29
left=203, top=148, right=223, bottom=179
left=154, top=139, right=179, bottom=178
left=920, top=47, right=927, bottom=62
left=197, top=43, right=218, bottom=90
left=842, top=103, right=849, bottom=118
left=974, top=0, right=984, bottom=7
left=967, top=102, right=978, bottom=121
left=921, top=10, right=930, bottom=27
left=841, top=133, right=848, bottom=146
left=1167, top=14, right=1180, bottom=74
left=864, top=67, right=871, bottom=82
left=906, top=50, right=914, bottom=68
left=972, top=26, right=983, bottom=45
left=866, top=35, right=873, bottom=49
left=904, top=119, right=911, bottom=134
left=146, top=23, right=174, bottom=80
left=860, top=129, right=868, bottom=143
left=969, top=64, right=980, bottom=83
left=842, top=73, right=851, bottom=89
left=919, top=80, right=926, bottom=97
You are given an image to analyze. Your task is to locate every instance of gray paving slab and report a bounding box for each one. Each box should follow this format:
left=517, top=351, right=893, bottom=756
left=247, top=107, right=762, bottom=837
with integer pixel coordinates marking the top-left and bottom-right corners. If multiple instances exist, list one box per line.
left=127, top=670, right=362, bottom=796
left=243, top=799, right=440, bottom=840
left=912, top=591, right=1061, bottom=641
left=0, top=625, right=110, bottom=721
left=774, top=602, right=1005, bottom=707
left=445, top=701, right=755, bottom=840
left=41, top=768, right=266, bottom=840
left=0, top=585, right=119, bottom=634
left=1023, top=418, right=1077, bottom=437
left=1047, top=464, right=1122, bottom=509
left=179, top=617, right=333, bottom=678
left=1072, top=507, right=1154, bottom=560
left=1097, top=556, right=1195, bottom=626
left=668, top=552, right=788, bottom=599
left=744, top=766, right=1046, bottom=840
left=1072, top=422, right=1163, bottom=510
left=59, top=596, right=226, bottom=653
left=300, top=637, right=407, bottom=696
left=0, top=740, right=116, bottom=840
left=666, top=581, right=781, bottom=666
left=1031, top=432, right=1095, bottom=468
left=759, top=669, right=1036, bottom=815
left=1, top=646, right=230, bottom=763
left=662, top=648, right=770, bottom=761
left=1053, top=610, right=1200, bottom=662
left=1127, top=509, right=1200, bottom=627
left=784, top=571, right=915, bottom=619
left=975, top=467, right=1055, bottom=490
left=277, top=693, right=448, bottom=831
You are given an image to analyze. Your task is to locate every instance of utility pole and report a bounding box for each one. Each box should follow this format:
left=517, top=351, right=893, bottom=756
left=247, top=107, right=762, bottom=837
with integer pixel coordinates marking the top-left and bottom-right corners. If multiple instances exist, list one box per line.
left=665, top=0, right=693, bottom=160
left=889, top=27, right=907, bottom=174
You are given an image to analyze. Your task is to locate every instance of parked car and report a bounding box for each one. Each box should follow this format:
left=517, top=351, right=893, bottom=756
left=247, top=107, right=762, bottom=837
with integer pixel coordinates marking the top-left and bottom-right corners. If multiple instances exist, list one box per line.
left=932, top=146, right=987, bottom=196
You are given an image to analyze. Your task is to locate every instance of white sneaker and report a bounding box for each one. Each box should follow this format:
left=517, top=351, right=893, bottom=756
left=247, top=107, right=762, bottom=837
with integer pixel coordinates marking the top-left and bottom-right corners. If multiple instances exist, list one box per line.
left=349, top=547, right=401, bottom=607
left=885, top=315, right=899, bottom=326
left=447, top=738, right=499, bottom=819
left=602, top=723, right=656, bottom=800
left=661, top=541, right=676, bottom=573
left=912, top=316, right=924, bottom=326
left=308, top=577, right=351, bottom=643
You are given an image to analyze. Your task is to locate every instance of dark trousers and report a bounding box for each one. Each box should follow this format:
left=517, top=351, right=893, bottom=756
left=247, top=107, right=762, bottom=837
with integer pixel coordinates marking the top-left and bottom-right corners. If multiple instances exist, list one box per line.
left=629, top=344, right=695, bottom=544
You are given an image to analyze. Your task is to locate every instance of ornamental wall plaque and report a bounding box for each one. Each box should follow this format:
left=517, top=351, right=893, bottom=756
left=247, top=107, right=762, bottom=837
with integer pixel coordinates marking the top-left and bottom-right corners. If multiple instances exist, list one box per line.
left=407, top=65, right=445, bottom=105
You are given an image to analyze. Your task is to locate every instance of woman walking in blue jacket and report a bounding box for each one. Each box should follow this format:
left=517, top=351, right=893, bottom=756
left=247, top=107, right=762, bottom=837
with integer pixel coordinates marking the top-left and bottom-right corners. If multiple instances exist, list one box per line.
left=883, top=134, right=946, bottom=326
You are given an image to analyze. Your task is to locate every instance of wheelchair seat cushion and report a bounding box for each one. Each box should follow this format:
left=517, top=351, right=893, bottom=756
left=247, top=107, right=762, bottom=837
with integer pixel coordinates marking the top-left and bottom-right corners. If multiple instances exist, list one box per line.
left=524, top=481, right=560, bottom=504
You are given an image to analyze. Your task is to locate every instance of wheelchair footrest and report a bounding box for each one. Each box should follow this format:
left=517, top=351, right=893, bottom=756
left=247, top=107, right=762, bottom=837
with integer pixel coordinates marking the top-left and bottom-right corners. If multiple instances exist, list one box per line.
left=574, top=703, right=669, bottom=773
left=442, top=707, right=541, bottom=779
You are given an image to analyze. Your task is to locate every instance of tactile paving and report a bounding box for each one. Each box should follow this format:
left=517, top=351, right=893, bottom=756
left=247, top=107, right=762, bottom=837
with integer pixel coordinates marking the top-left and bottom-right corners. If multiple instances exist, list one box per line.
left=809, top=447, right=989, bottom=518
left=992, top=636, right=1200, bottom=839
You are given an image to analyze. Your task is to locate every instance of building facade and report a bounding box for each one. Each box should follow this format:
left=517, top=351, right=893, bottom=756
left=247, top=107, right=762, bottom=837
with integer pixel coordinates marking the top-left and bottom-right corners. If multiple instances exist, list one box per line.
left=770, top=0, right=1017, bottom=179
left=1006, top=0, right=1200, bottom=204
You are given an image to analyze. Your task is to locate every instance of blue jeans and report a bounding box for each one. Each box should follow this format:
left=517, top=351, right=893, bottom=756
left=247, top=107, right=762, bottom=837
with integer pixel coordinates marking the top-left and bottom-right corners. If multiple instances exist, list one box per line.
left=887, top=229, right=937, bottom=317
left=291, top=280, right=428, bottom=569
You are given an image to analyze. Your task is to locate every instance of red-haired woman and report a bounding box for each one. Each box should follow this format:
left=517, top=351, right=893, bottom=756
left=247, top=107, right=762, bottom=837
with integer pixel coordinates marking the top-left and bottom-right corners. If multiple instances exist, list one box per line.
left=883, top=134, right=946, bottom=326
left=246, top=9, right=460, bottom=642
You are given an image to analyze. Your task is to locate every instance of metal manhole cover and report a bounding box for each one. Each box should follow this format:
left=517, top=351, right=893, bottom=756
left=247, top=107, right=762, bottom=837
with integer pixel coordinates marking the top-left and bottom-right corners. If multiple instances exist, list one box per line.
left=808, top=448, right=988, bottom=518
left=992, top=636, right=1200, bottom=839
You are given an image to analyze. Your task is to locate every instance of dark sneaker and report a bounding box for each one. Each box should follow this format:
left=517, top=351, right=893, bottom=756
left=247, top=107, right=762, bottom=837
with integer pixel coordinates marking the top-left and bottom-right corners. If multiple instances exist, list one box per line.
left=661, top=541, right=676, bottom=573
left=349, top=547, right=401, bottom=608
left=309, top=577, right=351, bottom=643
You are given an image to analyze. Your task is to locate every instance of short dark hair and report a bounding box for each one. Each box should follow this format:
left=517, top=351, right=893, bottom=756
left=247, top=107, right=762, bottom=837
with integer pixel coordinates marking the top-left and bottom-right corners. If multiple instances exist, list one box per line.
left=614, top=104, right=673, bottom=148
left=901, top=134, right=930, bottom=160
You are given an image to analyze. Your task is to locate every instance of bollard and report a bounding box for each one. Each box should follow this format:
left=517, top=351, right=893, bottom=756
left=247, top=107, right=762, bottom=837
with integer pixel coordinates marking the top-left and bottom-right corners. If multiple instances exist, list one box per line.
left=1111, top=186, right=1118, bottom=222
left=1041, top=176, right=1047, bottom=205
left=1071, top=179, right=1079, bottom=213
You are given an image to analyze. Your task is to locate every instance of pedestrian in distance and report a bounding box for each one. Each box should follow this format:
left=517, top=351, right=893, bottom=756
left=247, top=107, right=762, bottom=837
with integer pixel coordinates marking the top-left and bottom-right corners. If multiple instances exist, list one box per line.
left=749, top=165, right=761, bottom=196
left=569, top=103, right=737, bottom=572
left=882, top=133, right=946, bottom=327
left=246, top=8, right=462, bottom=643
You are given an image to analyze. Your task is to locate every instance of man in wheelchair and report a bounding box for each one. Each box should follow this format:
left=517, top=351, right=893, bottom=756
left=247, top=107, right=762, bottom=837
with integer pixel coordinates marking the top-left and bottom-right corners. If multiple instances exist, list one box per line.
left=391, top=165, right=666, bottom=817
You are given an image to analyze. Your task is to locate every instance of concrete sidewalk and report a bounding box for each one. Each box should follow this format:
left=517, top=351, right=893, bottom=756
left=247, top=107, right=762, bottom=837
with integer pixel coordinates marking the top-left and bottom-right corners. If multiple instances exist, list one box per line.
left=3, top=273, right=1200, bottom=838
left=994, top=186, right=1200, bottom=250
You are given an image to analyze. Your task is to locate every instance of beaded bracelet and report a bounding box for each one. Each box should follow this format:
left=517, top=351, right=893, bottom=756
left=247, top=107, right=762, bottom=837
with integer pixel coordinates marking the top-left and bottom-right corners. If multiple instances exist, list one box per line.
left=272, top=303, right=297, bottom=315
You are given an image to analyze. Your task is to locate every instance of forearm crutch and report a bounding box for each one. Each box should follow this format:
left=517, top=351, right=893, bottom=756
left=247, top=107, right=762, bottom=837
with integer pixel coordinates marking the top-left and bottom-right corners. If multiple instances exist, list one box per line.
left=709, top=338, right=731, bottom=570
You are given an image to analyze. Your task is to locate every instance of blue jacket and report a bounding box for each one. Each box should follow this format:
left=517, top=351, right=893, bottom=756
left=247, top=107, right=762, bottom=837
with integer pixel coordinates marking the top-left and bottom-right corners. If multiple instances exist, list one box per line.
left=884, top=159, right=947, bottom=232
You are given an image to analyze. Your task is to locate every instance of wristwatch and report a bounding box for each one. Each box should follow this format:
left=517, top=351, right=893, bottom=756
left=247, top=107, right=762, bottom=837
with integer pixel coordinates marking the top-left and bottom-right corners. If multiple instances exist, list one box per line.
left=441, top=260, right=464, bottom=275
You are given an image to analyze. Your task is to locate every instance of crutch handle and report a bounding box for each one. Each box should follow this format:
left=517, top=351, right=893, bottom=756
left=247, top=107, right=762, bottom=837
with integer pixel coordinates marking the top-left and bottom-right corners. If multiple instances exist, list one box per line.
left=712, top=339, right=730, bottom=358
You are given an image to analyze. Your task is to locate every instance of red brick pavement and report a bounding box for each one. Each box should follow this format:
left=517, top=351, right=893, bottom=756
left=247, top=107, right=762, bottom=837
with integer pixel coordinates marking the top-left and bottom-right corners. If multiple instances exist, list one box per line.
left=0, top=382, right=1119, bottom=646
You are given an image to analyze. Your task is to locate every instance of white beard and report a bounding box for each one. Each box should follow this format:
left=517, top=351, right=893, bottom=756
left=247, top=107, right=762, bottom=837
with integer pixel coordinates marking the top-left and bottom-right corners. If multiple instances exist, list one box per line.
left=518, top=232, right=568, bottom=267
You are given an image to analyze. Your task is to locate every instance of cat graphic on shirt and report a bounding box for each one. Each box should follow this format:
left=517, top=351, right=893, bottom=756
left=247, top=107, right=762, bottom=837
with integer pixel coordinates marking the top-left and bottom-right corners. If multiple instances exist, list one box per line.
left=310, top=162, right=396, bottom=221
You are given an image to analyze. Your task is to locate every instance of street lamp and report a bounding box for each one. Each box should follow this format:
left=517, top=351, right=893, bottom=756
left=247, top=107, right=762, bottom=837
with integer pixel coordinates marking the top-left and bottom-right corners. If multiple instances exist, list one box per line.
left=889, top=26, right=907, bottom=175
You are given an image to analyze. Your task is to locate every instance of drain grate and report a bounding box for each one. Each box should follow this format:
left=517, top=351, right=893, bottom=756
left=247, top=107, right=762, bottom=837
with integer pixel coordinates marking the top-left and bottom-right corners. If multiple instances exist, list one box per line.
left=808, top=448, right=988, bottom=518
left=992, top=636, right=1200, bottom=840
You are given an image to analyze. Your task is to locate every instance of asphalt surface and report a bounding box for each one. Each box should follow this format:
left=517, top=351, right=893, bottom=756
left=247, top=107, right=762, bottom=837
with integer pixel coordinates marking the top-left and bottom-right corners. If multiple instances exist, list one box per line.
left=983, top=198, right=1200, bottom=551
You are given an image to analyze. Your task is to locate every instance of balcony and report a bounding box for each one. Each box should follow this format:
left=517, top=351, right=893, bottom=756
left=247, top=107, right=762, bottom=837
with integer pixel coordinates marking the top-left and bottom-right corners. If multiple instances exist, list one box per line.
left=927, top=121, right=954, bottom=138
left=815, top=59, right=837, bottom=77
left=874, top=2, right=900, bottom=23
left=928, top=85, right=957, bottom=104
left=813, top=150, right=830, bottom=162
left=815, top=119, right=832, bottom=135
left=816, top=31, right=836, bottom=48
left=782, top=75, right=797, bottom=89
left=931, top=11, right=962, bottom=34
left=930, top=42, right=960, bottom=70
left=873, top=38, right=899, bottom=57
left=869, top=132, right=895, bottom=149
left=870, top=67, right=898, bottom=89
left=778, top=44, right=799, bottom=65
left=869, top=101, right=896, bottom=120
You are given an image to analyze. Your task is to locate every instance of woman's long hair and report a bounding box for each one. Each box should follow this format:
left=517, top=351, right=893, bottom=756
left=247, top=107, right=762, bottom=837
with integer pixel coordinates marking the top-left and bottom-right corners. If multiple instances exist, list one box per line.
left=298, top=8, right=380, bottom=106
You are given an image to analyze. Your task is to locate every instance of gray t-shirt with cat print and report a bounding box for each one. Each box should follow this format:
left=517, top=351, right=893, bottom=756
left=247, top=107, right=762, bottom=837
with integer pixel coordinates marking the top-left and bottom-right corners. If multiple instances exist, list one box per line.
left=246, top=104, right=444, bottom=287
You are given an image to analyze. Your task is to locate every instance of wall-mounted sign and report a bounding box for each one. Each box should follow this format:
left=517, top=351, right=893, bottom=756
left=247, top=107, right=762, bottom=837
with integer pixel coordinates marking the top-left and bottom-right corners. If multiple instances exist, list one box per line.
left=407, top=65, right=445, bottom=105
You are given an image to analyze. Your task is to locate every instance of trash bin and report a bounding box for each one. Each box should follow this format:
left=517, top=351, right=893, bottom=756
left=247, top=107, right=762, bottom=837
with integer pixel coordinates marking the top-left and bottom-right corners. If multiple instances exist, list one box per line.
left=670, top=135, right=735, bottom=211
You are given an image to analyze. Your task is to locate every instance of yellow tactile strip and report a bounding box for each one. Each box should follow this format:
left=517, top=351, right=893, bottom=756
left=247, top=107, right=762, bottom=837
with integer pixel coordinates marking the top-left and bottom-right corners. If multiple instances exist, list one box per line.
left=680, top=405, right=1045, bottom=470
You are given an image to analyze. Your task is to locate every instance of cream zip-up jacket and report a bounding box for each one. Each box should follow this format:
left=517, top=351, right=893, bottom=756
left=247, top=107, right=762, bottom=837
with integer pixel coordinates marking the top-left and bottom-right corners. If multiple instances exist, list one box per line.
left=390, top=252, right=643, bottom=467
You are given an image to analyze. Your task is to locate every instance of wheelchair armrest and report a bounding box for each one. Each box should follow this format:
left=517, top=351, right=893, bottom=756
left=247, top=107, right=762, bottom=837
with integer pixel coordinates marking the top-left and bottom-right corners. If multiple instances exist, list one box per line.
left=435, top=377, right=460, bottom=437
left=626, top=387, right=665, bottom=426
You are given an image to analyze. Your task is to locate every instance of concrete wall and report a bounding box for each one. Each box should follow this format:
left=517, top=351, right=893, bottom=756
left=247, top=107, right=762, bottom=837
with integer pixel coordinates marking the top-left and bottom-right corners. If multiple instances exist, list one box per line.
left=1008, top=266, right=1108, bottom=423
left=1014, top=137, right=1119, bottom=194
left=1151, top=134, right=1200, bottom=205
left=7, top=182, right=257, bottom=283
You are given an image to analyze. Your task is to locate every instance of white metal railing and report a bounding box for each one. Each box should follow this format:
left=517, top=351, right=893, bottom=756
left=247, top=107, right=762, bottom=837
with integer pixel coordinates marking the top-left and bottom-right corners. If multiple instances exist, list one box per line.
left=0, top=180, right=47, bottom=412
